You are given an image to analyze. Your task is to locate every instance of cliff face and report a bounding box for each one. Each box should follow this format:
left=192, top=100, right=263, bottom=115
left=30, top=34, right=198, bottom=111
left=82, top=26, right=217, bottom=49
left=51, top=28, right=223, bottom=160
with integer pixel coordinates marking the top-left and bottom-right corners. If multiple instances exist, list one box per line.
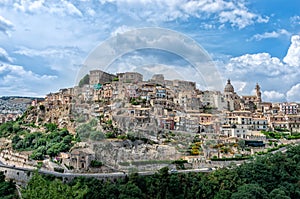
left=92, top=140, right=181, bottom=171
left=23, top=103, right=76, bottom=133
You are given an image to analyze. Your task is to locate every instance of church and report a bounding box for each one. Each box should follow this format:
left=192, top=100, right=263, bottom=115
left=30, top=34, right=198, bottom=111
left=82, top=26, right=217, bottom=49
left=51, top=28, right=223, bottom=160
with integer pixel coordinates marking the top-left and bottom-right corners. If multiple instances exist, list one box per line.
left=223, top=79, right=262, bottom=112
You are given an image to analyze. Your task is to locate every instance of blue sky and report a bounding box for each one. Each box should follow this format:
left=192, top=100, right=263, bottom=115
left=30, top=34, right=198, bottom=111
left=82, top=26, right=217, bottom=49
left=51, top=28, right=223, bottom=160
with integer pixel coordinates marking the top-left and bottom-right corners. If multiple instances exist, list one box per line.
left=0, top=0, right=300, bottom=102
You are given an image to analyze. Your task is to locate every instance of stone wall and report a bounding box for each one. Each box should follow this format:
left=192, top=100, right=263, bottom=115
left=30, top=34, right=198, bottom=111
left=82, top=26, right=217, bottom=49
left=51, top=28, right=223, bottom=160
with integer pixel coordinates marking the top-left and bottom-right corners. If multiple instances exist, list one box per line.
left=0, top=166, right=32, bottom=186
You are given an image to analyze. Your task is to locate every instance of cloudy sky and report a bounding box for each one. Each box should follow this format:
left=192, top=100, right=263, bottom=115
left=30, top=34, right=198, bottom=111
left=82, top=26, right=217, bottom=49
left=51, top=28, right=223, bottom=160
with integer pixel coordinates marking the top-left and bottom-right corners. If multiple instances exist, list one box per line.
left=0, top=0, right=300, bottom=102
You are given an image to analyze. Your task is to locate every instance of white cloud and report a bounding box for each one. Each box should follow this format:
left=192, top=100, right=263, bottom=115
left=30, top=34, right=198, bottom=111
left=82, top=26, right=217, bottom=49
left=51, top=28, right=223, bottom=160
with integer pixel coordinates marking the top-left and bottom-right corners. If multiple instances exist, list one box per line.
left=110, top=25, right=135, bottom=37
left=13, top=0, right=82, bottom=17
left=219, top=9, right=257, bottom=29
left=86, top=7, right=96, bottom=16
left=0, top=15, right=13, bottom=35
left=13, top=0, right=46, bottom=12
left=263, top=90, right=285, bottom=102
left=226, top=53, right=285, bottom=76
left=290, top=15, right=300, bottom=25
left=250, top=29, right=290, bottom=41
left=222, top=51, right=300, bottom=100
left=283, top=35, right=300, bottom=67
left=15, top=46, right=84, bottom=71
left=287, top=84, right=300, bottom=102
left=105, top=49, right=195, bottom=81
left=15, top=46, right=83, bottom=58
left=221, top=34, right=300, bottom=101
left=0, top=64, right=55, bottom=82
left=49, top=1, right=83, bottom=17
left=0, top=63, right=57, bottom=96
left=100, top=0, right=267, bottom=29
left=0, top=47, right=13, bottom=63
left=231, top=81, right=247, bottom=92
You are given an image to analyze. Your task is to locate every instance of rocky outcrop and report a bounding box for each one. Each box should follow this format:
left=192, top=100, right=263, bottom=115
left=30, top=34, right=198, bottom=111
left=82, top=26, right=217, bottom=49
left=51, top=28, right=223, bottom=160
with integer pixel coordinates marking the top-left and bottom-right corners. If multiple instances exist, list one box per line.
left=92, top=140, right=181, bottom=171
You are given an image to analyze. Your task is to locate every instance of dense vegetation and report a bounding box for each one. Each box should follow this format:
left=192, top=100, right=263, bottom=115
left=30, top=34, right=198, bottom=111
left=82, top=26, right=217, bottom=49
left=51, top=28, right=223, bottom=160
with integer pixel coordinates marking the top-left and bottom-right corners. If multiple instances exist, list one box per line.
left=21, top=172, right=88, bottom=199
left=261, top=130, right=300, bottom=140
left=0, top=121, right=22, bottom=137
left=0, top=172, right=16, bottom=199
left=12, top=128, right=74, bottom=160
left=0, top=120, right=75, bottom=160
left=21, top=144, right=300, bottom=199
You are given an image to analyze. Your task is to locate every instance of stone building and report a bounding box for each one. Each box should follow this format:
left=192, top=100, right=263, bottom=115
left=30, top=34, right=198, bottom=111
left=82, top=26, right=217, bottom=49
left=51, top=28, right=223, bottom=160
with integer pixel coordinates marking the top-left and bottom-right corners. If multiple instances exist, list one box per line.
left=126, top=84, right=139, bottom=98
left=280, top=102, right=299, bottom=115
left=151, top=74, right=165, bottom=85
left=138, top=82, right=156, bottom=100
left=241, top=83, right=262, bottom=112
left=117, top=72, right=143, bottom=83
left=252, top=117, right=268, bottom=131
left=165, top=79, right=196, bottom=92
left=62, top=148, right=95, bottom=171
left=223, top=79, right=241, bottom=111
left=199, top=91, right=227, bottom=111
left=89, top=70, right=116, bottom=85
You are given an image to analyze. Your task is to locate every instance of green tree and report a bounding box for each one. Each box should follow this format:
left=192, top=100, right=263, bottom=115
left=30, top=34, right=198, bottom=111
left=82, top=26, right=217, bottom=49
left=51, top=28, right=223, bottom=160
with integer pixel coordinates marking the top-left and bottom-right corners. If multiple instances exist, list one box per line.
left=0, top=121, right=13, bottom=137
left=166, top=174, right=184, bottom=199
left=231, top=184, right=269, bottom=199
left=78, top=74, right=90, bottom=87
left=269, top=188, right=291, bottom=199
left=22, top=173, right=87, bottom=199
left=238, top=139, right=245, bottom=150
left=119, top=181, right=143, bottom=199
left=12, top=122, right=21, bottom=133
left=214, top=190, right=232, bottom=199
left=0, top=172, right=17, bottom=199
left=45, top=123, right=58, bottom=132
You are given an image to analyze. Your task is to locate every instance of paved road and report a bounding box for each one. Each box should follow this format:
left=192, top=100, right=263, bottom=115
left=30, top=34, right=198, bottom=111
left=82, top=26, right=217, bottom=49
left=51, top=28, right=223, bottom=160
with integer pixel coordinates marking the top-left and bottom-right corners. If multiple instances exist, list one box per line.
left=0, top=162, right=212, bottom=181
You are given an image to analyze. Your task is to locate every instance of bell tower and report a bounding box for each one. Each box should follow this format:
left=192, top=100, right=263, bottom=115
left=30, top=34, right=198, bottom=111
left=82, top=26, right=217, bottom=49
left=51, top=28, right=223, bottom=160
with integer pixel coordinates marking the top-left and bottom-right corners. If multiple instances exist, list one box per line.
left=255, top=83, right=262, bottom=103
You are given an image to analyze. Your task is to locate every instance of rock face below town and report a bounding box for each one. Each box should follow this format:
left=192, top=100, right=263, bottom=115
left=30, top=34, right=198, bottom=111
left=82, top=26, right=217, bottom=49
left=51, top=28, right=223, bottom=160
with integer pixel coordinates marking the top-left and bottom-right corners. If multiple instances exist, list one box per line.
left=92, top=140, right=181, bottom=171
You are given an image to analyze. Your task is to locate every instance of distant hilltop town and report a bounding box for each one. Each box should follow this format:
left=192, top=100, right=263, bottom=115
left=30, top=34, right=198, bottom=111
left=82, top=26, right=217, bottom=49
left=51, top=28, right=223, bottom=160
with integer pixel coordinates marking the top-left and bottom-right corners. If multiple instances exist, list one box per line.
left=0, top=97, right=43, bottom=125
left=32, top=69, right=299, bottom=138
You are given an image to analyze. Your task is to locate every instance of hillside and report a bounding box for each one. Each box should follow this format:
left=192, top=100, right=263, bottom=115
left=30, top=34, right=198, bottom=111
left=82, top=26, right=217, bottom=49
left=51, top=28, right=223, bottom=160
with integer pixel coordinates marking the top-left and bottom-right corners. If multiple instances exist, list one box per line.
left=19, top=143, right=300, bottom=199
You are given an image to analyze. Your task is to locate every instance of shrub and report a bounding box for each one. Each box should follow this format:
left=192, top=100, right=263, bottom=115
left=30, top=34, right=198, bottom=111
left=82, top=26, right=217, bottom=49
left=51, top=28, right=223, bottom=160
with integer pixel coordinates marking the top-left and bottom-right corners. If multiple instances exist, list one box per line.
left=90, top=160, right=103, bottom=167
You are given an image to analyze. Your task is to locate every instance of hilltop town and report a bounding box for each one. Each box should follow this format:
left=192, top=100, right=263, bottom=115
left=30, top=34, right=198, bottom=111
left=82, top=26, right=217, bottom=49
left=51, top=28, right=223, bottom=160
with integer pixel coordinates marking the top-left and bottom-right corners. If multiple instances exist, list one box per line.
left=1, top=69, right=300, bottom=173
left=0, top=97, right=42, bottom=124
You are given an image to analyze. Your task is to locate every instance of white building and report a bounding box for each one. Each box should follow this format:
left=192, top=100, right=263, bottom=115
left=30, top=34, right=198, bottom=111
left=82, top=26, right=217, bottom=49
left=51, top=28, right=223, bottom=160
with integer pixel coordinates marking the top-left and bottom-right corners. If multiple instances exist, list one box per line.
left=280, top=102, right=299, bottom=115
left=200, top=91, right=227, bottom=111
left=252, top=117, right=268, bottom=131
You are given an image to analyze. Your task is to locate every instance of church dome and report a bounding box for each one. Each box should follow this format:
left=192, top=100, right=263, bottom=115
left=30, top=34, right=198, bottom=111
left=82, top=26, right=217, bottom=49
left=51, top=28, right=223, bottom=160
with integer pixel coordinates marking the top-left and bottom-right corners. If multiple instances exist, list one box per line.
left=224, top=79, right=234, bottom=93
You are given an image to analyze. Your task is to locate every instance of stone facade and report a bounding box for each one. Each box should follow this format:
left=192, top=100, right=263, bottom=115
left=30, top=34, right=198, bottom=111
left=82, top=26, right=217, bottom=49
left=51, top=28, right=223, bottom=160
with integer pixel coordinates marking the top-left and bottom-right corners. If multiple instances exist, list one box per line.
left=89, top=70, right=117, bottom=85
left=62, top=148, right=95, bottom=172
left=117, top=72, right=143, bottom=84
